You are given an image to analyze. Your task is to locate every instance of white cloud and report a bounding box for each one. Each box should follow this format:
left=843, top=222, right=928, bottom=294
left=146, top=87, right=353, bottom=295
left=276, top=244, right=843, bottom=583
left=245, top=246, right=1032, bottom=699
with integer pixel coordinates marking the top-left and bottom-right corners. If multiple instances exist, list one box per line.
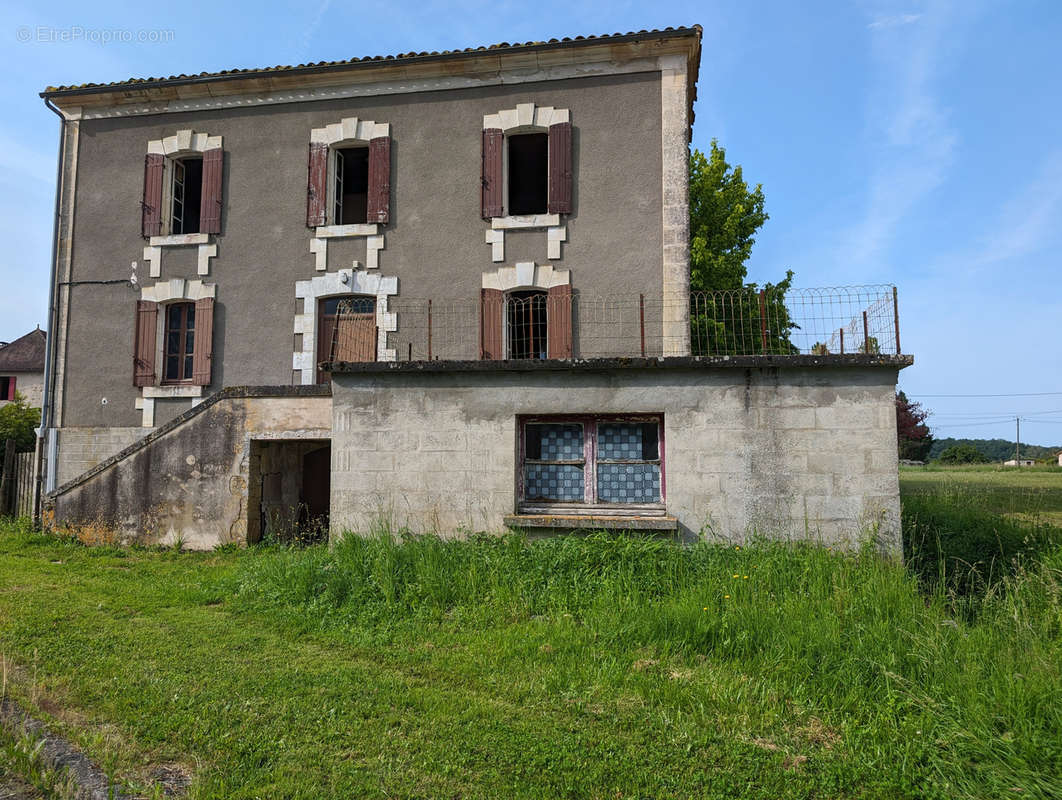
left=867, top=13, right=923, bottom=30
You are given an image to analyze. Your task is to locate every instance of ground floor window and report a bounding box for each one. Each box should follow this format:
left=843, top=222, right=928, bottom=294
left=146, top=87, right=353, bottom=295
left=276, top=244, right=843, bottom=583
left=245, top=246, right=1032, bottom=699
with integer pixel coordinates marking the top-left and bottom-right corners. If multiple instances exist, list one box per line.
left=316, top=295, right=376, bottom=383
left=163, top=302, right=196, bottom=383
left=518, top=415, right=664, bottom=510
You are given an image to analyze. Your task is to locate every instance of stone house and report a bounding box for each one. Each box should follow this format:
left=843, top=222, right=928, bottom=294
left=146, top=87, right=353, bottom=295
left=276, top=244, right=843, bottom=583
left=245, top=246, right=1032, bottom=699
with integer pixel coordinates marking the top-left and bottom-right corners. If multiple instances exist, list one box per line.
left=39, top=26, right=911, bottom=549
left=0, top=328, right=46, bottom=408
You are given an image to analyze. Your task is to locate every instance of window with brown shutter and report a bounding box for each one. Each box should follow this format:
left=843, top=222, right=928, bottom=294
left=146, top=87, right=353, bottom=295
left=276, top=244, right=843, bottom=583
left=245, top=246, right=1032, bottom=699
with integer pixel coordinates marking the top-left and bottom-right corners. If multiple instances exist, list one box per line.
left=199, top=148, right=223, bottom=234
left=481, top=129, right=503, bottom=219
left=546, top=283, right=573, bottom=358
left=547, top=121, right=573, bottom=214
left=367, top=136, right=391, bottom=224
left=192, top=297, right=214, bottom=386
left=133, top=300, right=158, bottom=387
left=480, top=288, right=504, bottom=359
left=508, top=133, right=548, bottom=215
left=307, top=142, right=329, bottom=227
left=142, top=154, right=164, bottom=237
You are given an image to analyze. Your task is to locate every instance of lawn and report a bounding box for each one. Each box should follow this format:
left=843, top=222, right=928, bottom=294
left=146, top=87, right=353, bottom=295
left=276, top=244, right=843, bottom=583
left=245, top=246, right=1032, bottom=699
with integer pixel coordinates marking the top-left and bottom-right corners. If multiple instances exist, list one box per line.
left=0, top=490, right=1060, bottom=798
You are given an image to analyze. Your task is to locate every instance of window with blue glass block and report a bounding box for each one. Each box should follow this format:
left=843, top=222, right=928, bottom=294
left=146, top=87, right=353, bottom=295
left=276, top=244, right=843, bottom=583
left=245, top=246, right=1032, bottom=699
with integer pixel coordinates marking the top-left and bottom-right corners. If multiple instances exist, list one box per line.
left=520, top=417, right=664, bottom=507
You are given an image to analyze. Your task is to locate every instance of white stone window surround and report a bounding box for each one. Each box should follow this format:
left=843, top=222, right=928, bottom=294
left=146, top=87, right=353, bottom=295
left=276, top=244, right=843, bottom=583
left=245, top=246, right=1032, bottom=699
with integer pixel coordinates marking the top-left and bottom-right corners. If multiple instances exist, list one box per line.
left=308, top=117, right=390, bottom=272
left=144, top=130, right=222, bottom=278
left=482, top=103, right=569, bottom=263
left=134, top=278, right=216, bottom=427
left=293, top=268, right=398, bottom=384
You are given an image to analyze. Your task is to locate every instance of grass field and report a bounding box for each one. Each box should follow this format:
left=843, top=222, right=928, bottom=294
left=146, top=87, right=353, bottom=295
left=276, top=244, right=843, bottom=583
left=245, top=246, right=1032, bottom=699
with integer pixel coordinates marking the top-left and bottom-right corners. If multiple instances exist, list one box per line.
left=0, top=469, right=1060, bottom=798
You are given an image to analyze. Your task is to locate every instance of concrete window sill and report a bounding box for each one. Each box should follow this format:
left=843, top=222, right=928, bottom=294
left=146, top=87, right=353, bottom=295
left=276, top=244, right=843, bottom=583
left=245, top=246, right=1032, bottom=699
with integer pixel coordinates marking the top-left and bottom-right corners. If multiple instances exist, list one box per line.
left=504, top=514, right=678, bottom=531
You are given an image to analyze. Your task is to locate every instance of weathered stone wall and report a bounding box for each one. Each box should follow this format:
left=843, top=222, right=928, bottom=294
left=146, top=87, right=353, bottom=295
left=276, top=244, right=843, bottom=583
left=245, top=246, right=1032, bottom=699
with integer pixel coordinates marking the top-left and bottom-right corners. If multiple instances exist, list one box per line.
left=52, top=388, right=330, bottom=549
left=330, top=358, right=907, bottom=551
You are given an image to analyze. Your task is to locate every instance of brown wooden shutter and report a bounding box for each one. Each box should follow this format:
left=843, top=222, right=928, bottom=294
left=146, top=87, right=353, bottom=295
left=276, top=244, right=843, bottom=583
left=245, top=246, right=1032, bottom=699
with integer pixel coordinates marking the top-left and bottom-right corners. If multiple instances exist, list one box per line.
left=199, top=148, right=223, bottom=234
left=133, top=300, right=158, bottom=387
left=5, top=377, right=15, bottom=401
left=142, top=154, right=164, bottom=237
left=548, top=121, right=573, bottom=215
left=366, top=136, right=391, bottom=224
left=191, top=297, right=215, bottom=386
left=481, top=129, right=503, bottom=219
left=547, top=283, right=573, bottom=359
left=307, top=142, right=329, bottom=227
left=480, top=288, right=504, bottom=359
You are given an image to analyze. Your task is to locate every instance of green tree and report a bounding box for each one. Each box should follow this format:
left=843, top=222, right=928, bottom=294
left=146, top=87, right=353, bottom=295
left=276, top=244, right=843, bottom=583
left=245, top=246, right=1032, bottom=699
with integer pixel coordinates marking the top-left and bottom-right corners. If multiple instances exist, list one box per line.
left=688, top=140, right=796, bottom=354
left=896, top=391, right=933, bottom=461
left=937, top=444, right=989, bottom=465
left=0, top=392, right=40, bottom=452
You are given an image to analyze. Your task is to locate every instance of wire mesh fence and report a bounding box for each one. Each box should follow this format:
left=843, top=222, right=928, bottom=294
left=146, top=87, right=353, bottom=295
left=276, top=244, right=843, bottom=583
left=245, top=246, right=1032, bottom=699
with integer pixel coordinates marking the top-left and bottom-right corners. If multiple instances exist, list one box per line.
left=325, top=285, right=900, bottom=364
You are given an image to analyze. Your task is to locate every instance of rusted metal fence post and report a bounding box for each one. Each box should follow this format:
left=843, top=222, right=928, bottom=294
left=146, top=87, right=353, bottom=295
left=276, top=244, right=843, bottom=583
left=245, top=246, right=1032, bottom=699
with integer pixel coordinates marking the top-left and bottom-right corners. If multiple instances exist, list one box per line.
left=758, top=289, right=768, bottom=354
left=639, top=294, right=646, bottom=357
left=893, top=286, right=901, bottom=354
left=862, top=311, right=870, bottom=354
left=839, top=328, right=845, bottom=355
left=427, top=299, right=433, bottom=361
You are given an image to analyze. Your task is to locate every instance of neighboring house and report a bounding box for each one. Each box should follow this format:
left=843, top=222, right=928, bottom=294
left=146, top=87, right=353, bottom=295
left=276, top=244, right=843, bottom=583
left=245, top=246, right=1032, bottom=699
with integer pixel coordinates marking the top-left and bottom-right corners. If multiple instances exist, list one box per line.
left=1003, top=459, right=1036, bottom=467
left=0, top=328, right=46, bottom=407
left=1058, top=451, right=1062, bottom=468
left=39, top=26, right=912, bottom=549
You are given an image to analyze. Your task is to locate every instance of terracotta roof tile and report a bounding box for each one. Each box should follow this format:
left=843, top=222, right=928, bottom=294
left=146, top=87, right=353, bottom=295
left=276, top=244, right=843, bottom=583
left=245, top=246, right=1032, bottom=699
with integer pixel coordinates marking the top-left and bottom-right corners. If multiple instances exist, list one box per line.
left=41, top=26, right=701, bottom=95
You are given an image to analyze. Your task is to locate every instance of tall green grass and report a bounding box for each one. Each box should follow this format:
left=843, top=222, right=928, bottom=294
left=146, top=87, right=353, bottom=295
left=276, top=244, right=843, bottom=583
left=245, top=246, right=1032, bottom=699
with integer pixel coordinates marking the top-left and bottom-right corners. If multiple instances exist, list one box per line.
left=227, top=530, right=1062, bottom=797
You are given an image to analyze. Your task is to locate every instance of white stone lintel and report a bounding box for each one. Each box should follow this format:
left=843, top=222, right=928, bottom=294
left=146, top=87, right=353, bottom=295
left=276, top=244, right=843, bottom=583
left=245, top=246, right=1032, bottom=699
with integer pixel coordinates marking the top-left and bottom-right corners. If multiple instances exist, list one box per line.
left=481, top=262, right=570, bottom=291
left=149, top=233, right=210, bottom=247
left=491, top=214, right=560, bottom=230
left=314, top=223, right=379, bottom=238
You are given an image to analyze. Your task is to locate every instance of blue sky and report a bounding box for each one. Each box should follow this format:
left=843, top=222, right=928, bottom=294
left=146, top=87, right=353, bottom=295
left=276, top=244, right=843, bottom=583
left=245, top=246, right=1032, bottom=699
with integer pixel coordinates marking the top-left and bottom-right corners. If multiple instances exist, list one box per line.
left=1, top=0, right=1059, bottom=445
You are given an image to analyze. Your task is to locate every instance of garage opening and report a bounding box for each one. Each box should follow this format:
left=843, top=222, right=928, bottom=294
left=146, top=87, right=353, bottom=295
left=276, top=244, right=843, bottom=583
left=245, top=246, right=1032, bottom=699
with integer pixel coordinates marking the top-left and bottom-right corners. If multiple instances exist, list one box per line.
left=247, top=439, right=331, bottom=544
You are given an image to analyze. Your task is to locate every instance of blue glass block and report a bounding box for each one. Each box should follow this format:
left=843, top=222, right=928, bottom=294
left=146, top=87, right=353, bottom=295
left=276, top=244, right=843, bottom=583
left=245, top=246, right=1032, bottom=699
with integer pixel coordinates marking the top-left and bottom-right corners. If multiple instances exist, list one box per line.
left=526, top=464, right=584, bottom=502
left=597, top=423, right=643, bottom=460
left=535, top=424, right=583, bottom=460
left=597, top=463, right=660, bottom=503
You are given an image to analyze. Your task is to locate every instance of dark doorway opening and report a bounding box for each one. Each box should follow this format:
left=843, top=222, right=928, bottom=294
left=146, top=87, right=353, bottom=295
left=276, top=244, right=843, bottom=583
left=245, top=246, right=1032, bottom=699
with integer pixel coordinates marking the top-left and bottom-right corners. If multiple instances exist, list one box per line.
left=248, top=439, right=331, bottom=545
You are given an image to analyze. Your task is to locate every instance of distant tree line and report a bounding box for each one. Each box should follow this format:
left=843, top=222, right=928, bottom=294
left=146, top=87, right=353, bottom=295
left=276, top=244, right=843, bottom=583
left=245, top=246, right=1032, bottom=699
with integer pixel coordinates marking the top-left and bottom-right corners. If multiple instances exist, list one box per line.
left=929, top=438, right=1061, bottom=462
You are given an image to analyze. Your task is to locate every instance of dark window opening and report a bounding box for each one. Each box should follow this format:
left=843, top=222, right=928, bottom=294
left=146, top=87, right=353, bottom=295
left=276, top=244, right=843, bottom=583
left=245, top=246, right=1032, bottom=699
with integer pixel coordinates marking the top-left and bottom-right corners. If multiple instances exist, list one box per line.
left=171, top=157, right=202, bottom=234
left=507, top=133, right=548, bottom=215
left=334, top=147, right=369, bottom=225
left=506, top=290, right=547, bottom=360
left=316, top=295, right=377, bottom=383
left=163, top=302, right=195, bottom=383
left=0, top=377, right=13, bottom=401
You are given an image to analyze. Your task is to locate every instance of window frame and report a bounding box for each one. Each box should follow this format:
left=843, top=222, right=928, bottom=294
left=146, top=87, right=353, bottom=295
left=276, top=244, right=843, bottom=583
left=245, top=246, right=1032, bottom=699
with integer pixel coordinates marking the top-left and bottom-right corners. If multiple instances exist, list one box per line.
left=504, top=289, right=549, bottom=360
left=516, top=414, right=666, bottom=515
left=327, top=143, right=371, bottom=227
left=504, top=131, right=550, bottom=217
left=161, top=301, right=196, bottom=385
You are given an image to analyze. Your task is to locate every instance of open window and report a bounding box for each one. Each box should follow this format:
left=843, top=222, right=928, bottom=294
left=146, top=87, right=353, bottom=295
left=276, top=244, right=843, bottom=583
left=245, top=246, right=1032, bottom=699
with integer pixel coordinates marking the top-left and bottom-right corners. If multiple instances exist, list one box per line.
left=518, top=415, right=665, bottom=512
left=480, top=283, right=572, bottom=360
left=0, top=376, right=15, bottom=402
left=316, top=295, right=377, bottom=383
left=170, top=157, right=203, bottom=234
left=142, top=141, right=223, bottom=237
left=507, top=133, right=548, bottom=215
left=333, top=147, right=369, bottom=225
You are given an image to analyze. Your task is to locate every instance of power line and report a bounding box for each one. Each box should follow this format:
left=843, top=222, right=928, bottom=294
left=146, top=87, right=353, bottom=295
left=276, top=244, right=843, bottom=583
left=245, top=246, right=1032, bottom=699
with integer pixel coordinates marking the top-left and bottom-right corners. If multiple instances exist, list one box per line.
left=912, top=391, right=1062, bottom=398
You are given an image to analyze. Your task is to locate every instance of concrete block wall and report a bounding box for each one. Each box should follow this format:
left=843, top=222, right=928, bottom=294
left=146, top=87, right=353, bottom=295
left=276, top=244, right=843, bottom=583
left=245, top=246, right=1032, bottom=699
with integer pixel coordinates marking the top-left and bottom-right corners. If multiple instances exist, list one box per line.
left=56, top=427, right=147, bottom=486
left=330, top=360, right=905, bottom=551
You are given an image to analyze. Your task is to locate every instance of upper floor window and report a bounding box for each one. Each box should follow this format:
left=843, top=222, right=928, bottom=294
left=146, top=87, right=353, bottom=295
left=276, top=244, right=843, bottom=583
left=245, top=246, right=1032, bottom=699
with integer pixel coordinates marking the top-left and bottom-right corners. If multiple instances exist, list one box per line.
left=507, top=133, right=549, bottom=215
left=482, top=103, right=571, bottom=220
left=306, top=118, right=391, bottom=228
left=142, top=130, right=223, bottom=238
left=333, top=147, right=370, bottom=225
left=171, top=158, right=203, bottom=234
left=506, top=290, right=548, bottom=359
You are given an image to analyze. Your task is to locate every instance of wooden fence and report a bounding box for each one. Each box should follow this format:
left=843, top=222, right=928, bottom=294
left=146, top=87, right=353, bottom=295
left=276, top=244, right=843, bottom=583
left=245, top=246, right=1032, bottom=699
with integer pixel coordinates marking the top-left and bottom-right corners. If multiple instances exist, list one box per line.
left=0, top=439, right=35, bottom=518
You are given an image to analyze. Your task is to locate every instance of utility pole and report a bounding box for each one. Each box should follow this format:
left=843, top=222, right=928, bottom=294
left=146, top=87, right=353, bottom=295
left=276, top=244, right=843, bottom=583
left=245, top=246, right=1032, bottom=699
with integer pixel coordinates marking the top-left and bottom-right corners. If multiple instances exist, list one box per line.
left=1015, top=417, right=1021, bottom=463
